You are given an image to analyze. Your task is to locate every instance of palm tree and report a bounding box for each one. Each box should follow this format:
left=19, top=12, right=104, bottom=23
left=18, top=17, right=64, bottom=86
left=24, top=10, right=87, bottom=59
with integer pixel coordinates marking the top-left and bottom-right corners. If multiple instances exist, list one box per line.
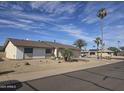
left=97, top=8, right=107, bottom=19
left=94, top=37, right=102, bottom=59
left=73, top=39, right=87, bottom=50
left=97, top=8, right=107, bottom=59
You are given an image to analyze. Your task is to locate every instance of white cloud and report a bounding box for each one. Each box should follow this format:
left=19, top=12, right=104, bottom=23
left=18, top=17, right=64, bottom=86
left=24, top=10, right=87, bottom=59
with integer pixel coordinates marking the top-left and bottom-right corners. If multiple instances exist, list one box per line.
left=53, top=24, right=94, bottom=42
left=0, top=1, right=23, bottom=10
left=102, top=24, right=124, bottom=47
left=0, top=19, right=48, bottom=36
left=82, top=16, right=98, bottom=24
left=30, top=1, right=78, bottom=15
left=17, top=19, right=33, bottom=23
left=11, top=4, right=23, bottom=11
left=0, top=19, right=31, bottom=30
left=30, top=1, right=47, bottom=9
left=0, top=10, right=56, bottom=23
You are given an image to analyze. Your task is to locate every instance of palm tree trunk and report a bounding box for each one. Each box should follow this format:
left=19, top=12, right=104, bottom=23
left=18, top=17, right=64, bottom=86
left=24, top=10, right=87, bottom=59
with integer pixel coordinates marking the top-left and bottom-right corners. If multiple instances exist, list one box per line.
left=100, top=19, right=103, bottom=59
left=97, top=45, right=99, bottom=59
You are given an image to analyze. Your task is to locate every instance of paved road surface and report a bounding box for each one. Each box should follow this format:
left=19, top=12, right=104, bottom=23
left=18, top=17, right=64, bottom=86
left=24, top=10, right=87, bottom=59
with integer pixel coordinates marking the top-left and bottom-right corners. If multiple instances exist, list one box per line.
left=1, top=61, right=124, bottom=91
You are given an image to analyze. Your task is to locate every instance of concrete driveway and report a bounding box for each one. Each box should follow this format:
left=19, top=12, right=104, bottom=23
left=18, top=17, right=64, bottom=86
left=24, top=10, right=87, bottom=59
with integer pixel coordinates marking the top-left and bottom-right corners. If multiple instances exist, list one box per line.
left=1, top=61, right=124, bottom=91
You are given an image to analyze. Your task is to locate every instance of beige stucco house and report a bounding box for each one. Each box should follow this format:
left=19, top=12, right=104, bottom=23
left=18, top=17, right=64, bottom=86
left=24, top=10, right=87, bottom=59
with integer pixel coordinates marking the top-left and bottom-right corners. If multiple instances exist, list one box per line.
left=4, top=38, right=80, bottom=59
left=81, top=49, right=114, bottom=57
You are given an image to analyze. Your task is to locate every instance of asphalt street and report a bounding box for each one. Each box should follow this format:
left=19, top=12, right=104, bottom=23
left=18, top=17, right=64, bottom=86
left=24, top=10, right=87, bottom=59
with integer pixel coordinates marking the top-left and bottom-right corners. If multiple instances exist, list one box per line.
left=1, top=61, right=124, bottom=91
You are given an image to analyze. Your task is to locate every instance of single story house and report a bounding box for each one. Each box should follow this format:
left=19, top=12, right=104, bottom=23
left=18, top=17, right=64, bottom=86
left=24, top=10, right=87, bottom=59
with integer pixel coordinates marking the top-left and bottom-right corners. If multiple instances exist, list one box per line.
left=117, top=50, right=124, bottom=56
left=4, top=38, right=80, bottom=59
left=80, top=50, right=89, bottom=57
left=81, top=49, right=114, bottom=57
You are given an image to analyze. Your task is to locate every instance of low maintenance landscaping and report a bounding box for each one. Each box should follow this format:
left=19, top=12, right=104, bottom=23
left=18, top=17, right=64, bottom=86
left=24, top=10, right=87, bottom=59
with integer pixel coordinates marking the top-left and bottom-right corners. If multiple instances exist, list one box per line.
left=0, top=57, right=121, bottom=76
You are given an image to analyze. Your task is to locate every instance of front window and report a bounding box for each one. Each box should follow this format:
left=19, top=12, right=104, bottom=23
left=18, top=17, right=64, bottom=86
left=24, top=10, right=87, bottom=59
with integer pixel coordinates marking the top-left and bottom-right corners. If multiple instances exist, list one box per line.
left=46, top=49, right=52, bottom=54
left=24, top=48, right=33, bottom=53
left=90, top=52, right=95, bottom=55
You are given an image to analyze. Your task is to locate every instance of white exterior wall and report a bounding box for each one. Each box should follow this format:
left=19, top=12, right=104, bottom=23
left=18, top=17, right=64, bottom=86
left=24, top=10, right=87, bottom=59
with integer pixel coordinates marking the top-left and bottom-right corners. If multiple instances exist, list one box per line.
left=54, top=48, right=58, bottom=57
left=33, top=48, right=46, bottom=58
left=58, top=49, right=63, bottom=58
left=5, top=41, right=17, bottom=59
left=16, top=47, right=24, bottom=59
left=5, top=41, right=24, bottom=59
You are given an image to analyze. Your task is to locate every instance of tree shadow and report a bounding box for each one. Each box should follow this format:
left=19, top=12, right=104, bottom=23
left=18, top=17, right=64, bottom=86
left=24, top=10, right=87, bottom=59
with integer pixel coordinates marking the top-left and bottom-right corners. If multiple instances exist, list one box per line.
left=0, top=80, right=23, bottom=91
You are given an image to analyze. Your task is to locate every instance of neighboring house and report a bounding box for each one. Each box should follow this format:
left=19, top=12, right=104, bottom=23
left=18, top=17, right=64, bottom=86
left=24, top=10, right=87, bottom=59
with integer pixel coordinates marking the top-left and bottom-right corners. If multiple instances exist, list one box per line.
left=117, top=51, right=124, bottom=56
left=81, top=50, right=89, bottom=57
left=81, top=49, right=114, bottom=57
left=4, top=38, right=80, bottom=59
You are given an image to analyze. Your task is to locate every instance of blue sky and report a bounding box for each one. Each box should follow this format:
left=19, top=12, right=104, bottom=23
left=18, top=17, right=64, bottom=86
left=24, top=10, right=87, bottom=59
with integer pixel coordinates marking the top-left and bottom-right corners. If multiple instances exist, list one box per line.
left=0, top=1, right=124, bottom=49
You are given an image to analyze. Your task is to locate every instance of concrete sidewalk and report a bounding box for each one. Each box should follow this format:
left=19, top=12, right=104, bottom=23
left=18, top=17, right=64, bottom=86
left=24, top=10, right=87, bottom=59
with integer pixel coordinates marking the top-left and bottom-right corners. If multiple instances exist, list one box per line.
left=0, top=59, right=123, bottom=82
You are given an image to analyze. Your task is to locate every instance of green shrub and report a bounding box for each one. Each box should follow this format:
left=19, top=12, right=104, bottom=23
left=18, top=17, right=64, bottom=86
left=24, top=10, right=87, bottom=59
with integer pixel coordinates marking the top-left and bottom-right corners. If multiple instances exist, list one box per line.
left=61, top=49, right=73, bottom=62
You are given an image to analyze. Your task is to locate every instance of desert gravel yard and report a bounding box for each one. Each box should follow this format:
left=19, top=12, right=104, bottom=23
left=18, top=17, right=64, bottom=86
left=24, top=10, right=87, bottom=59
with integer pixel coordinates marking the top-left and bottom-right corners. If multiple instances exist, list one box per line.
left=0, top=58, right=122, bottom=75
left=0, top=57, right=123, bottom=82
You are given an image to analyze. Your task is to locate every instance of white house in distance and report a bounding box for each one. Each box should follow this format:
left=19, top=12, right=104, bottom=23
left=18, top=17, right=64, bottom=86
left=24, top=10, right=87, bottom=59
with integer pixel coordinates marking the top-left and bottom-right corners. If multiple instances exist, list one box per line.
left=81, top=49, right=114, bottom=57
left=4, top=38, right=80, bottom=59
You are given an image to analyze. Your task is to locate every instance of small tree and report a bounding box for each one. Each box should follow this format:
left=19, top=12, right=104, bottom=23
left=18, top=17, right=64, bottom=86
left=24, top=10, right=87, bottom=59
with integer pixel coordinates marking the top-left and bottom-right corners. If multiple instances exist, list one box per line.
left=120, top=46, right=124, bottom=51
left=61, top=49, right=73, bottom=62
left=108, top=47, right=120, bottom=56
left=94, top=37, right=102, bottom=59
left=73, top=39, right=87, bottom=50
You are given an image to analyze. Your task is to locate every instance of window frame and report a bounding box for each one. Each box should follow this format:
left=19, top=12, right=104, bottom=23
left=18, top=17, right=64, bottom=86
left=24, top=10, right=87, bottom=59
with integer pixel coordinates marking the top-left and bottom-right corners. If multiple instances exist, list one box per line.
left=24, top=48, right=33, bottom=53
left=46, top=48, right=52, bottom=54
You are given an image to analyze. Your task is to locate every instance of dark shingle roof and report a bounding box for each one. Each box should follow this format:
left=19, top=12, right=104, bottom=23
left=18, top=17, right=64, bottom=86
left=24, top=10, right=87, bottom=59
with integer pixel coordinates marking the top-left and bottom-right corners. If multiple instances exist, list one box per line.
left=4, top=38, right=80, bottom=50
left=6, top=38, right=51, bottom=48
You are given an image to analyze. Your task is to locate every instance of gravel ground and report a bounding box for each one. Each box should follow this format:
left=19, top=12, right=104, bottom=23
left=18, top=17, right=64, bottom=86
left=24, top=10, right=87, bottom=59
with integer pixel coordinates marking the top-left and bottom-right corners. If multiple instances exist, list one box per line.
left=0, top=57, right=122, bottom=76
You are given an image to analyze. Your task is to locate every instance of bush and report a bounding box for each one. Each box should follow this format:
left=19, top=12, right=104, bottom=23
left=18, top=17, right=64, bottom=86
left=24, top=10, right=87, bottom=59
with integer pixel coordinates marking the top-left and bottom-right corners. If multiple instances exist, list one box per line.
left=25, top=62, right=30, bottom=65
left=61, top=49, right=73, bottom=62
